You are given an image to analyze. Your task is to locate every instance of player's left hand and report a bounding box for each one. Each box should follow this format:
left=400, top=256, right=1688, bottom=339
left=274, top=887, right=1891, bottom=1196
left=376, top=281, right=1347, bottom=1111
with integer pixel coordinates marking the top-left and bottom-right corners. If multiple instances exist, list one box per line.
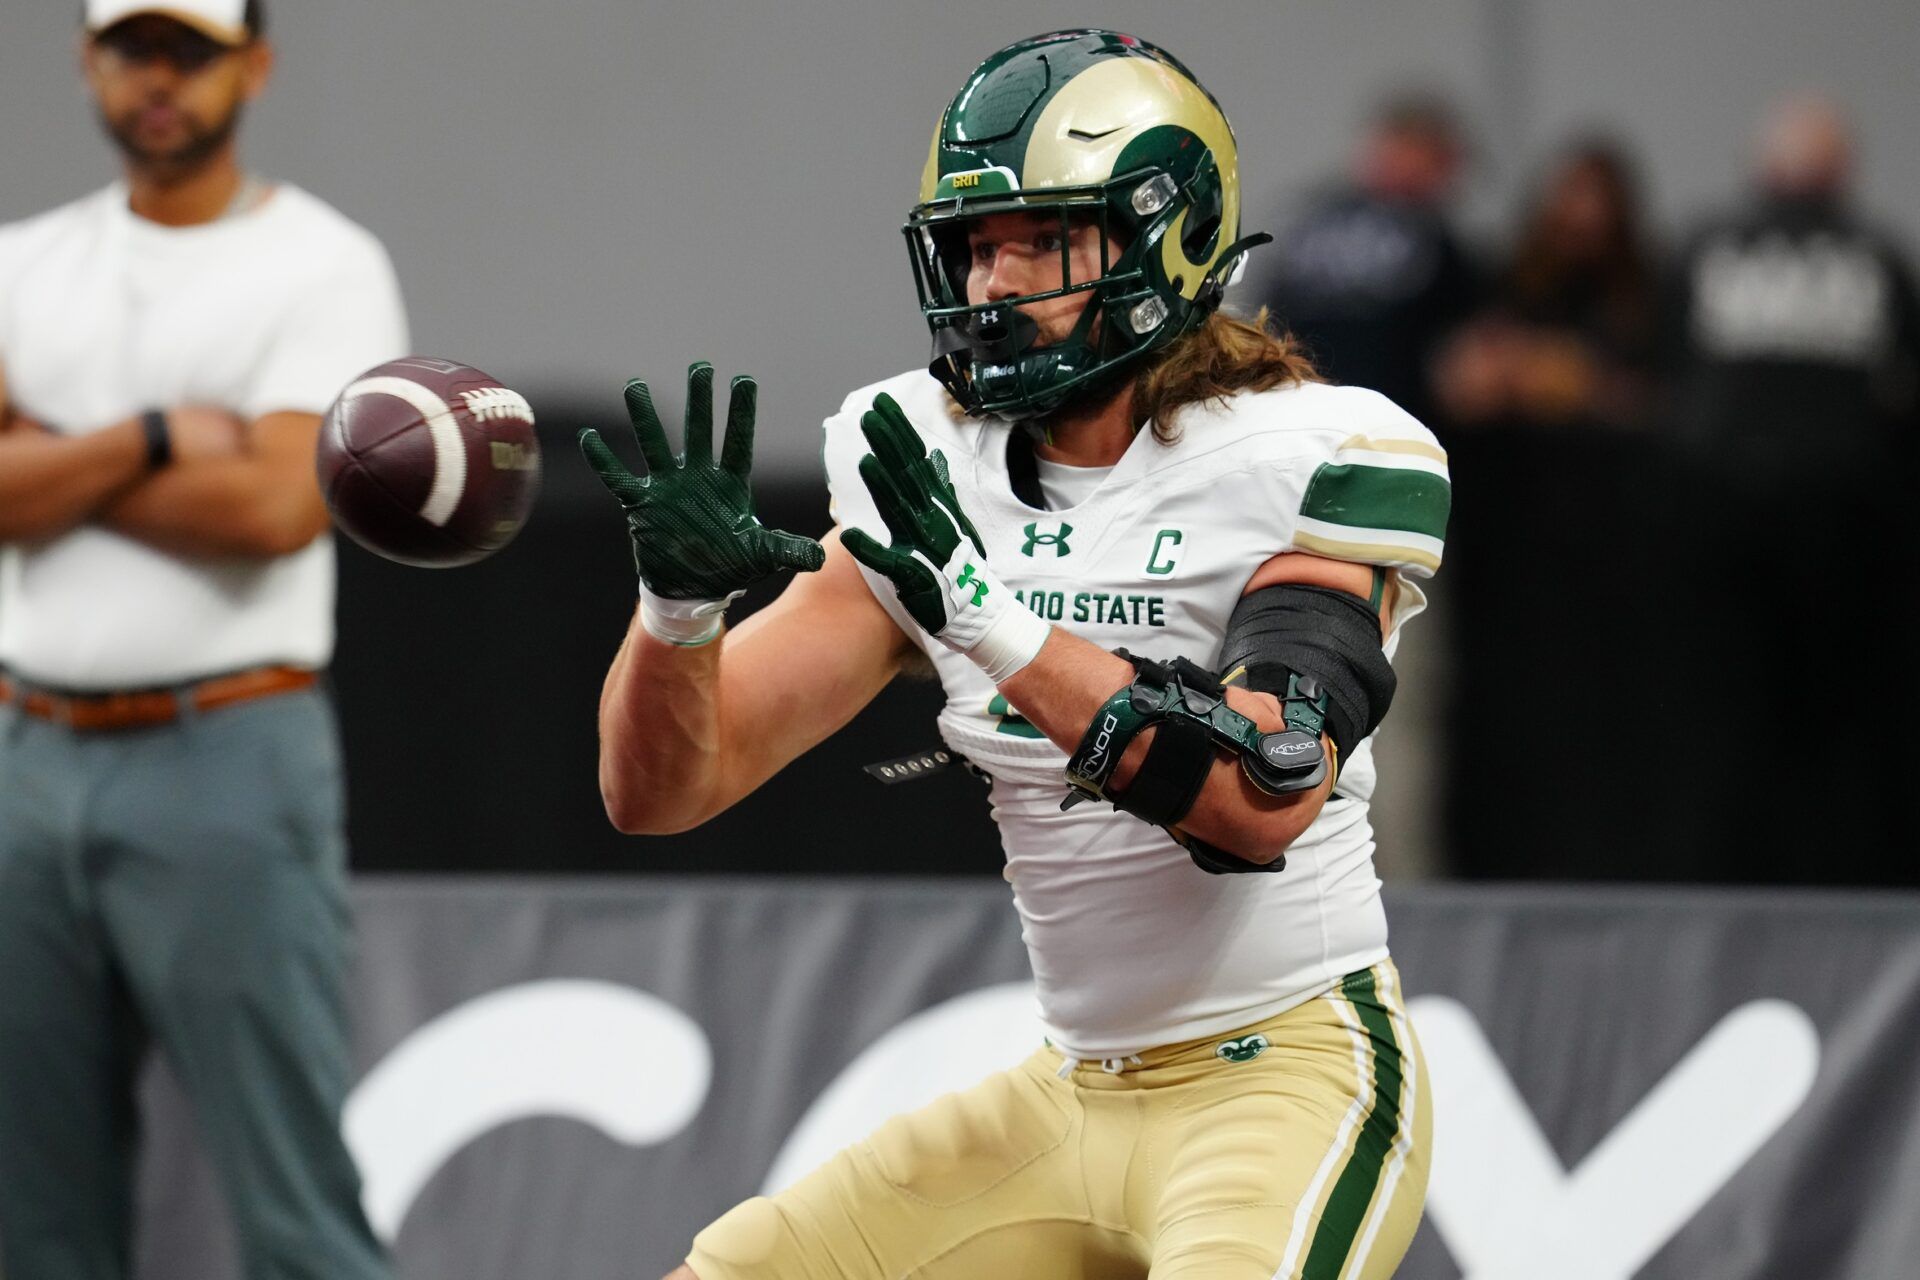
left=840, top=393, right=1049, bottom=679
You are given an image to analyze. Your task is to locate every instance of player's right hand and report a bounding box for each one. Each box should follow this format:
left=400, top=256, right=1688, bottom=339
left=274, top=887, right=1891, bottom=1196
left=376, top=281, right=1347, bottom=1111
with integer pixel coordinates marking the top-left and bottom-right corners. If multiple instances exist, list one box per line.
left=578, top=362, right=825, bottom=607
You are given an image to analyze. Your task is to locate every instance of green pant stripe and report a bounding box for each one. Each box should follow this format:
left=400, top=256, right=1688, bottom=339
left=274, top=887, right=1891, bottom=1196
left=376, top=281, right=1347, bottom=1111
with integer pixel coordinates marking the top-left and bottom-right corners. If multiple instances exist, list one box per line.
left=1301, top=968, right=1404, bottom=1280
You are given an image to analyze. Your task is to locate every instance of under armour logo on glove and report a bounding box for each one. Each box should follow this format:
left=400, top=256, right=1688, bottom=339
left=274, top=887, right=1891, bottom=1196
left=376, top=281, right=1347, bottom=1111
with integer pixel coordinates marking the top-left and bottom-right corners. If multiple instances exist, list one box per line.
left=955, top=562, right=989, bottom=607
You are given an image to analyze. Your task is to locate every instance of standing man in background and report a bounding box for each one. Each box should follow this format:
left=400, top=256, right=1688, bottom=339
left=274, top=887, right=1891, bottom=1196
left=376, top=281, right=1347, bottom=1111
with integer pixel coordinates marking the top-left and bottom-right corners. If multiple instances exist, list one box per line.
left=1250, top=94, right=1477, bottom=881
left=1668, top=94, right=1920, bottom=883
left=0, top=2, right=405, bottom=1276
left=1253, top=94, right=1479, bottom=426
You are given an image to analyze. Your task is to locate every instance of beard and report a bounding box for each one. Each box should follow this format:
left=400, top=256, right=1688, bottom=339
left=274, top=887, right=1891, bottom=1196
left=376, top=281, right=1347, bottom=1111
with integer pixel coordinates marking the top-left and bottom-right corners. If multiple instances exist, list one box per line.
left=101, top=99, right=243, bottom=182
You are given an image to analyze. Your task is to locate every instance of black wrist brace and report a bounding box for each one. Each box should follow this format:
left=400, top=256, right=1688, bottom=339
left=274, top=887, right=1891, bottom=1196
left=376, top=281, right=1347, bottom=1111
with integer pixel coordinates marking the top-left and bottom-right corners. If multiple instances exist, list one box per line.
left=1062, top=650, right=1329, bottom=822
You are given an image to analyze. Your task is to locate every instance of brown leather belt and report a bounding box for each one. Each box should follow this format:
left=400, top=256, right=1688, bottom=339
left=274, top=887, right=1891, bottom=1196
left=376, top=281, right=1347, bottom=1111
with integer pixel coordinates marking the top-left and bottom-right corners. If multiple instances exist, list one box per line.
left=0, top=666, right=318, bottom=732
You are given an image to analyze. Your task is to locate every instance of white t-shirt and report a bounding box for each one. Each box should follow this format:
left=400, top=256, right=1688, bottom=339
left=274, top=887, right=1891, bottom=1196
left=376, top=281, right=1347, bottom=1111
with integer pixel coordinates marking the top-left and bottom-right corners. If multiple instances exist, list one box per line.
left=826, top=371, right=1449, bottom=1058
left=0, top=183, right=408, bottom=689
left=1031, top=454, right=1112, bottom=511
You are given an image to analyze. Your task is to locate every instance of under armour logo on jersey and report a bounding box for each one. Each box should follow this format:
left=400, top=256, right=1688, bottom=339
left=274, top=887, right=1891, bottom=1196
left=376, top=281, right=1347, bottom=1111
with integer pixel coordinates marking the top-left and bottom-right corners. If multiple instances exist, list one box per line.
left=1021, top=522, right=1073, bottom=557
left=955, top=562, right=989, bottom=606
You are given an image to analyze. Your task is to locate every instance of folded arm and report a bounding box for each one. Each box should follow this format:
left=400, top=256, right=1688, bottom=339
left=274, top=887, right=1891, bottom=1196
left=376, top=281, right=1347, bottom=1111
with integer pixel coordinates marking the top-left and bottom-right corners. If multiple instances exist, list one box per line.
left=0, top=412, right=150, bottom=542
left=98, top=411, right=331, bottom=558
left=0, top=377, right=303, bottom=556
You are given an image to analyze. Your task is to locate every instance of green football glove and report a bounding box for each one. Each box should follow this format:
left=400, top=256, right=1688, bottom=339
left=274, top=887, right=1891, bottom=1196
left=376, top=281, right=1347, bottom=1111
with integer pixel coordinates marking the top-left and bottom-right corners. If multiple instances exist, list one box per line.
left=839, top=393, right=1050, bottom=680
left=579, top=362, right=824, bottom=644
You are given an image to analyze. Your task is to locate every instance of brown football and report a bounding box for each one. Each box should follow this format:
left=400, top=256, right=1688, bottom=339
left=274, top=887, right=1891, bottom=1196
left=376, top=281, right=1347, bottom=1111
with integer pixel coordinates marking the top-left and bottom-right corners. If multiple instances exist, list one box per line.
left=317, top=356, right=541, bottom=568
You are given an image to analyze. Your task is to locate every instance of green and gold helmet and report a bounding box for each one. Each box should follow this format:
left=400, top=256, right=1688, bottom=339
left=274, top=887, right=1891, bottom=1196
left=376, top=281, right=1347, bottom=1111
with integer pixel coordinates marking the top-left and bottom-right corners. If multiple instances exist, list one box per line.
left=906, top=29, right=1269, bottom=421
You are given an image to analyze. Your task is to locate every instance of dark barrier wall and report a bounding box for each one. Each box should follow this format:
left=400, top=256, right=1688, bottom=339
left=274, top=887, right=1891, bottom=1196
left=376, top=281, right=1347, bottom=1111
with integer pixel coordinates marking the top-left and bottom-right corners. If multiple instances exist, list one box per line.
left=331, top=406, right=1920, bottom=886
left=130, top=879, right=1920, bottom=1279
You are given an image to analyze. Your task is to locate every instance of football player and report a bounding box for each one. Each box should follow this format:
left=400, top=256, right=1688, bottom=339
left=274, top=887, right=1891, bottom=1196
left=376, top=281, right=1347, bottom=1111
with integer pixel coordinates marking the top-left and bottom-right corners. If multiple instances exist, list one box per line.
left=582, top=29, right=1448, bottom=1280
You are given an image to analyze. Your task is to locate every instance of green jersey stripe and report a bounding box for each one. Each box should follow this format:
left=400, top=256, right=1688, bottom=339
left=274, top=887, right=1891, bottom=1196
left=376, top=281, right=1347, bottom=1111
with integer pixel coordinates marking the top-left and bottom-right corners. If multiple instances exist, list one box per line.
left=987, top=693, right=1047, bottom=738
left=1302, top=968, right=1406, bottom=1280
left=1300, top=462, right=1451, bottom=543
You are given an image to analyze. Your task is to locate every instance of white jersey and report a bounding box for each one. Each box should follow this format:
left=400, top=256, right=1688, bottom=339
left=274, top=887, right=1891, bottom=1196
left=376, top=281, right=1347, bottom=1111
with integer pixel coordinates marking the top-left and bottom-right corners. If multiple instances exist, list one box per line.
left=0, top=183, right=408, bottom=689
left=824, top=371, right=1449, bottom=1058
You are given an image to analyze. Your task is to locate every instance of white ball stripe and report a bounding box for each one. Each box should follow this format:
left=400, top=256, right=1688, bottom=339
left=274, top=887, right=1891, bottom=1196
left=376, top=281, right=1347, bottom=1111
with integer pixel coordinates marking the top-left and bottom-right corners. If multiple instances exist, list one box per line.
left=341, top=375, right=468, bottom=528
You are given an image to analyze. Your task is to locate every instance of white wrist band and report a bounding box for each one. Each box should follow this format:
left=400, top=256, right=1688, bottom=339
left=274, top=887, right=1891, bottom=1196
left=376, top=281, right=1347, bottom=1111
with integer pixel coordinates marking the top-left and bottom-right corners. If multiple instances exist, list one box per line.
left=965, top=601, right=1052, bottom=682
left=638, top=581, right=741, bottom=647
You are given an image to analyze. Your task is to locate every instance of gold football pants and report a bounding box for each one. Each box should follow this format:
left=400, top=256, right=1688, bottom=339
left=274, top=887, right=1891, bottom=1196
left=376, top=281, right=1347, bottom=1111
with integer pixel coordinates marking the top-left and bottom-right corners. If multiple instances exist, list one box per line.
left=689, top=962, right=1429, bottom=1279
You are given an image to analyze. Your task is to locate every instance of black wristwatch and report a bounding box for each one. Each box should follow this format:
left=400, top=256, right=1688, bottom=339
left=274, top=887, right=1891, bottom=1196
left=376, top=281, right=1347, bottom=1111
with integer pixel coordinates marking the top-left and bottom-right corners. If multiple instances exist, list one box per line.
left=140, top=408, right=172, bottom=469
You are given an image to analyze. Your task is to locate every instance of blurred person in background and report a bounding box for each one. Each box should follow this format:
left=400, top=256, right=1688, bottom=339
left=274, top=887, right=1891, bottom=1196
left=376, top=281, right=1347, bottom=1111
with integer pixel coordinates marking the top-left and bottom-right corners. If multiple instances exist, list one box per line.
left=1430, top=140, right=1673, bottom=877
left=1251, top=92, right=1480, bottom=424
left=1433, top=140, right=1658, bottom=435
left=1668, top=94, right=1919, bottom=882
left=0, top=2, right=404, bottom=1276
left=1248, top=93, right=1478, bottom=882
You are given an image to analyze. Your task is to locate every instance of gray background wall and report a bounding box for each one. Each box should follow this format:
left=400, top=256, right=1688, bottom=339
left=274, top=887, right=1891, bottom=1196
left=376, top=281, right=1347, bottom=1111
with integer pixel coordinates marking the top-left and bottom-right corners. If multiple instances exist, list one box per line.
left=6, top=0, right=1918, bottom=472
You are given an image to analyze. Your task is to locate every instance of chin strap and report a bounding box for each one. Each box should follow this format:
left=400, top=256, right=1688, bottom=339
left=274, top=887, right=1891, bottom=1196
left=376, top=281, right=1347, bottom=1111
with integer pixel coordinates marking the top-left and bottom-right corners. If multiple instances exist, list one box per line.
left=1193, top=231, right=1274, bottom=312
left=929, top=306, right=1047, bottom=415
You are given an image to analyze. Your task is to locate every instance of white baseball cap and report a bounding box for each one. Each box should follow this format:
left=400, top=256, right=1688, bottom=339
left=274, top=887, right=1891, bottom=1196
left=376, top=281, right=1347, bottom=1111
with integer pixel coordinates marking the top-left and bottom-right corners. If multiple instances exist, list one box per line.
left=86, top=0, right=251, bottom=46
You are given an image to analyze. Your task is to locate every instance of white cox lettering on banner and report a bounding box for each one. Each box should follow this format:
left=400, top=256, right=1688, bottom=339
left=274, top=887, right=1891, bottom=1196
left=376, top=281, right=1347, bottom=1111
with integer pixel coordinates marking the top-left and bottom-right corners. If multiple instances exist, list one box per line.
left=342, top=979, right=712, bottom=1241
left=1414, top=996, right=1820, bottom=1280
left=332, top=979, right=1818, bottom=1264
left=765, top=986, right=1821, bottom=1268
left=761, top=982, right=1046, bottom=1193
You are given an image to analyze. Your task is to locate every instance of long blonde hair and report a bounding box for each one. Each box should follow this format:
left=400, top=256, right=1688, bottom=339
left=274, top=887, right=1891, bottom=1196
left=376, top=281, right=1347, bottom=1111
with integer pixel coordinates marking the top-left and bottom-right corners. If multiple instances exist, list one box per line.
left=1131, top=308, right=1321, bottom=442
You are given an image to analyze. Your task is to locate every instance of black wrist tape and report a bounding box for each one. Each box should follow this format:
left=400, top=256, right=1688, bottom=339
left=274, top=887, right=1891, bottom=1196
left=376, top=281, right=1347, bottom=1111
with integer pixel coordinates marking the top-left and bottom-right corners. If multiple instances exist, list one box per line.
left=1220, top=584, right=1396, bottom=761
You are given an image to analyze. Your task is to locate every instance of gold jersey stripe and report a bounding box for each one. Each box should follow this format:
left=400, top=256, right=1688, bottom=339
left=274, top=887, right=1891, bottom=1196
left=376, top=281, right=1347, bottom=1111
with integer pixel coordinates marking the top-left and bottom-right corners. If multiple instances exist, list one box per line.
left=1293, top=530, right=1442, bottom=575
left=1335, top=434, right=1449, bottom=465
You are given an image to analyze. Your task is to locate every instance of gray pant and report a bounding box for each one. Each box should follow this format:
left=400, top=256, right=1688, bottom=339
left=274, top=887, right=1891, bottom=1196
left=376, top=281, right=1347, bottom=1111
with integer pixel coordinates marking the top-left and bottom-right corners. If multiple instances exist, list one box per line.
left=0, top=689, right=390, bottom=1280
